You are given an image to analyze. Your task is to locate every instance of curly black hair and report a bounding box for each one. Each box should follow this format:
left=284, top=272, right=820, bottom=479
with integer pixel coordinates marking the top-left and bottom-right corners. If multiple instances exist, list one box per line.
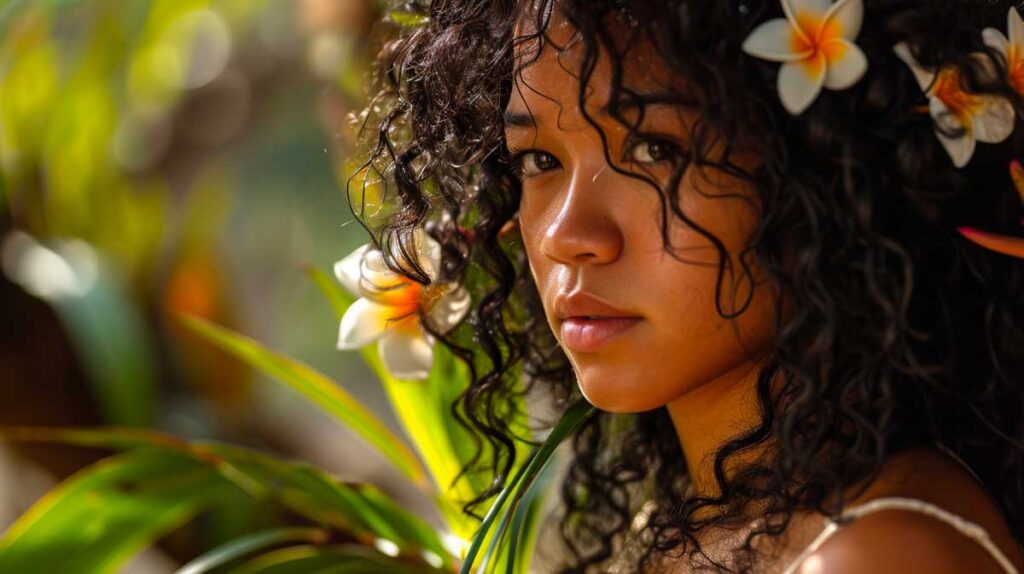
left=348, top=0, right=1024, bottom=571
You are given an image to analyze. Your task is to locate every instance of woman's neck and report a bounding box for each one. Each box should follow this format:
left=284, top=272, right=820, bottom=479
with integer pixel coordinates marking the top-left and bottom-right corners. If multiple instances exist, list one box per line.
left=665, top=359, right=767, bottom=497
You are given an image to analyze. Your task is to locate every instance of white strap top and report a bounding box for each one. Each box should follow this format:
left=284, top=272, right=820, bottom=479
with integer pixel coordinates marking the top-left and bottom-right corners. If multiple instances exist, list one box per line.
left=782, top=439, right=1015, bottom=568
left=781, top=496, right=1020, bottom=574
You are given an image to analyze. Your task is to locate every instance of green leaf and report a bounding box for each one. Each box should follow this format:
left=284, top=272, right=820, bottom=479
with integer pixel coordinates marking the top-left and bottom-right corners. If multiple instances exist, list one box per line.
left=228, top=544, right=444, bottom=574
left=0, top=427, right=455, bottom=568
left=0, top=426, right=193, bottom=451
left=177, top=314, right=428, bottom=489
left=176, top=528, right=328, bottom=574
left=459, top=398, right=595, bottom=574
left=365, top=345, right=483, bottom=538
left=201, top=444, right=452, bottom=565
left=505, top=457, right=557, bottom=574
left=387, top=10, right=429, bottom=28
left=227, top=545, right=346, bottom=574
left=0, top=449, right=238, bottom=574
left=304, top=265, right=354, bottom=320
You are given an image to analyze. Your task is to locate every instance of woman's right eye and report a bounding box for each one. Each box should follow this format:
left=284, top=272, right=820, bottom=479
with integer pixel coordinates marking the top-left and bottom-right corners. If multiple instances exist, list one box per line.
left=514, top=150, right=560, bottom=177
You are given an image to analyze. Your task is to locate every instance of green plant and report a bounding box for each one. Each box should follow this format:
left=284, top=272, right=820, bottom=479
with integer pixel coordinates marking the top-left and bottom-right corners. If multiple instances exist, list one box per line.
left=0, top=3, right=598, bottom=569
left=0, top=264, right=595, bottom=573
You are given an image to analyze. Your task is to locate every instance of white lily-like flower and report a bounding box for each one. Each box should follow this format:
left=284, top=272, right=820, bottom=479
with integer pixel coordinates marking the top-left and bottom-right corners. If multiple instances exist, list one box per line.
left=742, top=0, right=868, bottom=115
left=334, top=231, right=470, bottom=380
left=893, top=42, right=1016, bottom=168
left=983, top=6, right=1024, bottom=95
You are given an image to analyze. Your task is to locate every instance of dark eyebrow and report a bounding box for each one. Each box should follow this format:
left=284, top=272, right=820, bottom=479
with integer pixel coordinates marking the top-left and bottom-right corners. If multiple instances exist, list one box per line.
left=503, top=110, right=536, bottom=129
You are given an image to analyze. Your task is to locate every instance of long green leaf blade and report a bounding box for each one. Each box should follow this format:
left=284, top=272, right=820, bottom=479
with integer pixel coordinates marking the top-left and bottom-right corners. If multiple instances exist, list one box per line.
left=459, top=398, right=595, bottom=574
left=0, top=449, right=237, bottom=574
left=176, top=528, right=328, bottom=574
left=177, top=314, right=427, bottom=488
left=505, top=458, right=557, bottom=574
left=0, top=426, right=451, bottom=564
left=228, top=544, right=445, bottom=574
left=200, top=444, right=452, bottom=565
left=304, top=265, right=353, bottom=319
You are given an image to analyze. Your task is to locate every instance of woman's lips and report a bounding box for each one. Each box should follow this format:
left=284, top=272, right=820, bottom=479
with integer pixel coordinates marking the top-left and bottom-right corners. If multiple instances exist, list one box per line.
left=559, top=316, right=641, bottom=352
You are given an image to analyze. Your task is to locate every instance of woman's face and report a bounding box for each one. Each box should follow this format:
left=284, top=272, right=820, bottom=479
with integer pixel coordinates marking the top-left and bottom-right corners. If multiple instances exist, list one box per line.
left=505, top=13, right=780, bottom=413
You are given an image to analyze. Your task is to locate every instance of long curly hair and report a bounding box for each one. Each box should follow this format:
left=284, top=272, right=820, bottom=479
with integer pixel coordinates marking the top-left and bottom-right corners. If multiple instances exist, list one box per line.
left=348, top=0, right=1024, bottom=571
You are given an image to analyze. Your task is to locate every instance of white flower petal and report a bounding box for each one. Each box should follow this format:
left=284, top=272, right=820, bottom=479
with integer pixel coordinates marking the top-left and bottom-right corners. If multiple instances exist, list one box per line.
left=824, top=0, right=863, bottom=41
left=929, top=96, right=966, bottom=133
left=929, top=98, right=975, bottom=168
left=893, top=42, right=935, bottom=93
left=983, top=28, right=1009, bottom=57
left=360, top=248, right=406, bottom=291
left=362, top=247, right=389, bottom=274
left=334, top=244, right=369, bottom=296
left=378, top=327, right=434, bottom=380
left=427, top=285, right=471, bottom=333
left=417, top=232, right=442, bottom=282
left=352, top=240, right=428, bottom=307
left=972, top=95, right=1016, bottom=144
left=778, top=54, right=827, bottom=114
left=337, top=298, right=392, bottom=350
left=793, top=0, right=832, bottom=13
left=782, top=0, right=831, bottom=33
left=1010, top=6, right=1024, bottom=50
left=742, top=18, right=811, bottom=62
left=823, top=39, right=867, bottom=89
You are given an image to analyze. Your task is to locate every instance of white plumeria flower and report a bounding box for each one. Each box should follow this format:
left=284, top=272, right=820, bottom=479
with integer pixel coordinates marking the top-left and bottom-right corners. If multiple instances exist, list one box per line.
left=893, top=42, right=1015, bottom=168
left=334, top=231, right=470, bottom=380
left=982, top=6, right=1024, bottom=95
left=742, top=0, right=868, bottom=115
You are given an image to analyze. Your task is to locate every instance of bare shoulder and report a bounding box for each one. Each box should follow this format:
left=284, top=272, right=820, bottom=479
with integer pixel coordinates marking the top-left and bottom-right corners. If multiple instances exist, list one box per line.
left=793, top=446, right=1024, bottom=574
left=795, top=508, right=1010, bottom=574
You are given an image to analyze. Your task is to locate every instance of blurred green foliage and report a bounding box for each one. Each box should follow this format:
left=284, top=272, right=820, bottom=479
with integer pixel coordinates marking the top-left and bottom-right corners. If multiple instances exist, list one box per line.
left=0, top=286, right=589, bottom=572
left=0, top=0, right=597, bottom=571
left=0, top=0, right=368, bottom=428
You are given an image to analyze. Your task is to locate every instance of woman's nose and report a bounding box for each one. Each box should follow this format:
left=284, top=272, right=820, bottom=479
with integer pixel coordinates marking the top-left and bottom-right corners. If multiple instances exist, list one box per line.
left=539, top=164, right=624, bottom=266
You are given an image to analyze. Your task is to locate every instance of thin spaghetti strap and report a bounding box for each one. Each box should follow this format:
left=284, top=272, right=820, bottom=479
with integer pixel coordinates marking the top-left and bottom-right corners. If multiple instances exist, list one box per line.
left=780, top=497, right=1020, bottom=574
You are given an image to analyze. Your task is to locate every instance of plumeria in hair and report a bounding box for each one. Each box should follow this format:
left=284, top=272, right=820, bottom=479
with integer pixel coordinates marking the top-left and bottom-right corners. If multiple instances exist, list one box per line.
left=893, top=42, right=1016, bottom=168
left=742, top=0, right=868, bottom=115
left=951, top=6, right=1024, bottom=260
left=743, top=3, right=1023, bottom=254
left=334, top=229, right=471, bottom=380
left=982, top=6, right=1024, bottom=95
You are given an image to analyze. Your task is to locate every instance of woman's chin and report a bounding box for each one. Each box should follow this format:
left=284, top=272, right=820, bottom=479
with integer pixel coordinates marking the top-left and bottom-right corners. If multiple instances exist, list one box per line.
left=574, top=365, right=681, bottom=413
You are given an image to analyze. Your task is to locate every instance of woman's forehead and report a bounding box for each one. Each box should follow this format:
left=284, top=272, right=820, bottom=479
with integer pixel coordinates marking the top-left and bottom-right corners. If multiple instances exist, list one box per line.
left=508, top=8, right=687, bottom=120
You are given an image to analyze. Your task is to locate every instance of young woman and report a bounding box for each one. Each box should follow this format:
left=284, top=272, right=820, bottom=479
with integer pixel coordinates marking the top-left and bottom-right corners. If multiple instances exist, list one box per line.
left=345, top=0, right=1024, bottom=571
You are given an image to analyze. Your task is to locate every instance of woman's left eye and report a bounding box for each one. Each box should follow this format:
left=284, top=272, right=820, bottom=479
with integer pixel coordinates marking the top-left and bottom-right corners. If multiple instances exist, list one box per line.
left=626, top=137, right=680, bottom=164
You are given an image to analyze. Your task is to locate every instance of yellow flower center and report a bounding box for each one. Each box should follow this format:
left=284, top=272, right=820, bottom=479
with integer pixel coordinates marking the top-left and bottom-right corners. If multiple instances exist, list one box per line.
left=361, top=275, right=421, bottom=321
left=932, top=67, right=982, bottom=124
left=417, top=282, right=448, bottom=314
left=1008, top=46, right=1024, bottom=94
left=364, top=275, right=449, bottom=328
left=790, top=11, right=845, bottom=60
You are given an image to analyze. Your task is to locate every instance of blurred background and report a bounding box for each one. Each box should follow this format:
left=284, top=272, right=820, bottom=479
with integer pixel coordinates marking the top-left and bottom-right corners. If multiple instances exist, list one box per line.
left=0, top=0, right=438, bottom=570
